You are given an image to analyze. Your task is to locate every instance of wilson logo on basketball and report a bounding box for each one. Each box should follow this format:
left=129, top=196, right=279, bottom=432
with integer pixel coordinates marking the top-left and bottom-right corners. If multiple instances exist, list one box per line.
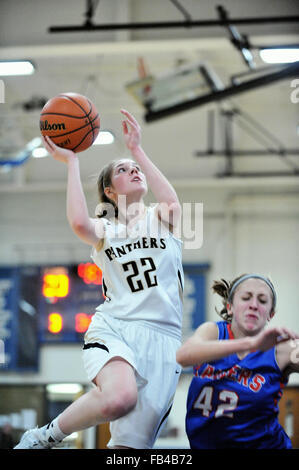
left=40, top=93, right=100, bottom=152
left=40, top=120, right=66, bottom=131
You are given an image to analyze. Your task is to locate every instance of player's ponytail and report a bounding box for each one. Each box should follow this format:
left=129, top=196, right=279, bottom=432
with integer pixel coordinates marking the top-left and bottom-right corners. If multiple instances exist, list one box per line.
left=212, top=274, right=248, bottom=323
left=96, top=161, right=119, bottom=219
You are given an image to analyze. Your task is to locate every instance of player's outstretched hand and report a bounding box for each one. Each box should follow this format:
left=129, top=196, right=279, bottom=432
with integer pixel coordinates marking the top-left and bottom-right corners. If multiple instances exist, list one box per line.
left=121, top=109, right=141, bottom=153
left=42, top=135, right=76, bottom=164
left=251, top=326, right=299, bottom=352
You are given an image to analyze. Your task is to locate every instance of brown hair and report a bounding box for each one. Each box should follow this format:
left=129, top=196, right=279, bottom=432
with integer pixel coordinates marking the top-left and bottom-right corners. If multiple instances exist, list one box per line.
left=212, top=274, right=248, bottom=323
left=96, top=160, right=119, bottom=219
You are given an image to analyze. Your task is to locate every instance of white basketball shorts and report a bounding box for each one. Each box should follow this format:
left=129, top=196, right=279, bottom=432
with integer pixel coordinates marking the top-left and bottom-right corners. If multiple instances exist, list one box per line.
left=82, top=314, right=182, bottom=449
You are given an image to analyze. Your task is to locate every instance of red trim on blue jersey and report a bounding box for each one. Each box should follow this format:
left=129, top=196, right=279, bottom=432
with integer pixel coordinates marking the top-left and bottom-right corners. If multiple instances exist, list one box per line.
left=274, top=381, right=286, bottom=406
left=227, top=323, right=235, bottom=340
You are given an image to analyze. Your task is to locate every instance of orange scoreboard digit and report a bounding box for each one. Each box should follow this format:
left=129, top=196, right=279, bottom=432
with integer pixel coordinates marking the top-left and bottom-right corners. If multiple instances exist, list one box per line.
left=42, top=270, right=69, bottom=299
left=39, top=264, right=104, bottom=342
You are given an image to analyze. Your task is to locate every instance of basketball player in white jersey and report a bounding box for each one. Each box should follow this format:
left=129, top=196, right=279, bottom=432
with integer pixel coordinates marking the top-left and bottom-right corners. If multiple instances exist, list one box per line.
left=15, top=109, right=184, bottom=449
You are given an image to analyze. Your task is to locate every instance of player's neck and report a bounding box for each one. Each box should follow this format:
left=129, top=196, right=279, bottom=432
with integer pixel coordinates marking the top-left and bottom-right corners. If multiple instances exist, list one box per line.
left=117, top=199, right=146, bottom=225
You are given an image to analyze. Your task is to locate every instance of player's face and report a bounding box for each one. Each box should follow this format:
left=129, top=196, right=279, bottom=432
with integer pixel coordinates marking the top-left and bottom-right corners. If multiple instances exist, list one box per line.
left=109, top=159, right=148, bottom=200
left=229, top=279, right=274, bottom=336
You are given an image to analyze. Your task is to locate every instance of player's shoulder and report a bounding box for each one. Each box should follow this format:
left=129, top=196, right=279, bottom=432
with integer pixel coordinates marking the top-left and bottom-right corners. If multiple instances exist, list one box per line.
left=89, top=216, right=112, bottom=252
left=193, top=321, right=219, bottom=340
left=150, top=202, right=181, bottom=234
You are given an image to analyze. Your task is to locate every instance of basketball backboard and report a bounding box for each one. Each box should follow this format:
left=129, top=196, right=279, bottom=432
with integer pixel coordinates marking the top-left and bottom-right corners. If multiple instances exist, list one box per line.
left=126, top=61, right=224, bottom=113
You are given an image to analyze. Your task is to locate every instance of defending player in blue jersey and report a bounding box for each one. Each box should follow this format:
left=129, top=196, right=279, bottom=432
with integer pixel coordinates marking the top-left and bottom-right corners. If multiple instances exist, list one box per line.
left=176, top=274, right=299, bottom=449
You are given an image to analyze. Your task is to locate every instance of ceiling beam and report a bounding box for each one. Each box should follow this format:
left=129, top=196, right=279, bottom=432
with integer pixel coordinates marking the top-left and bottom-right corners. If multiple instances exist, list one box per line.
left=48, top=16, right=299, bottom=33
left=1, top=35, right=298, bottom=59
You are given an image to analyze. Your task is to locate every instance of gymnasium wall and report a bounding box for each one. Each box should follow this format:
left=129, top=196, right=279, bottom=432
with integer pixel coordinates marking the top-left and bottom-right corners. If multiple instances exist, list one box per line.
left=0, top=181, right=298, bottom=386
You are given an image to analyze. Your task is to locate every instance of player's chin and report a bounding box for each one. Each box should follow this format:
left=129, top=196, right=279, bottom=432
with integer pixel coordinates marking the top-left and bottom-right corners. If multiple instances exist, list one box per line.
left=129, top=184, right=148, bottom=198
left=244, top=320, right=264, bottom=335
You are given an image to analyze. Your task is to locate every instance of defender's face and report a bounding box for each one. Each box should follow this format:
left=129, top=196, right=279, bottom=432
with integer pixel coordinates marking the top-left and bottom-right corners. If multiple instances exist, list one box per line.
left=229, top=278, right=274, bottom=336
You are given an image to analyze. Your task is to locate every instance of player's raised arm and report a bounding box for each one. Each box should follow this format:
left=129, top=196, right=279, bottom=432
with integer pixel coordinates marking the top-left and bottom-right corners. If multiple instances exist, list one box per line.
left=42, top=136, right=104, bottom=246
left=121, top=109, right=181, bottom=230
left=176, top=321, right=299, bottom=368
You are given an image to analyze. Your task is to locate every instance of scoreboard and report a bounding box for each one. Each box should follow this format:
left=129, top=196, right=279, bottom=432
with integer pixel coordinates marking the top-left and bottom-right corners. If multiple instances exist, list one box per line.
left=0, top=263, right=208, bottom=372
left=39, top=263, right=104, bottom=343
left=0, top=263, right=104, bottom=371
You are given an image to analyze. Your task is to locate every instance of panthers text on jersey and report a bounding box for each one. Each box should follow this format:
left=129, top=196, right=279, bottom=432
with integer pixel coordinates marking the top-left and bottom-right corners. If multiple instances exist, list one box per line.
left=90, top=205, right=184, bottom=340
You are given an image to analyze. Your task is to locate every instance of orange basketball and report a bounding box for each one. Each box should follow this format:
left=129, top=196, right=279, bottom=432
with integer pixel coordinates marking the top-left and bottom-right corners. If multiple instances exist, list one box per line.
left=40, top=93, right=100, bottom=153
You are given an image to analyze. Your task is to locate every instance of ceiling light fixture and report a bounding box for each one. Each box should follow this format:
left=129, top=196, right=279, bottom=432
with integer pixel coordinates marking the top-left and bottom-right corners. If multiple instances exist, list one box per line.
left=46, top=383, right=83, bottom=395
left=94, top=130, right=114, bottom=145
left=29, top=137, right=48, bottom=158
left=0, top=60, right=35, bottom=76
left=32, top=147, right=48, bottom=158
left=259, top=48, right=299, bottom=64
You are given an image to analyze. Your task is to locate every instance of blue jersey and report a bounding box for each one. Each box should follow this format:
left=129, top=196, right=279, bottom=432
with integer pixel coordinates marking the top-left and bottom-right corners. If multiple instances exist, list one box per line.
left=186, top=321, right=292, bottom=449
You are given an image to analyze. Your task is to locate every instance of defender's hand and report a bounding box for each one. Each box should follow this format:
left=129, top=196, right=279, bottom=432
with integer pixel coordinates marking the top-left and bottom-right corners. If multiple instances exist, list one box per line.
left=250, top=326, right=299, bottom=352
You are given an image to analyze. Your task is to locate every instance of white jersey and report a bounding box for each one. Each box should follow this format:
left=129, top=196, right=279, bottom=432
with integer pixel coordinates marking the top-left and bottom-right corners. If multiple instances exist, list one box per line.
left=91, top=205, right=183, bottom=339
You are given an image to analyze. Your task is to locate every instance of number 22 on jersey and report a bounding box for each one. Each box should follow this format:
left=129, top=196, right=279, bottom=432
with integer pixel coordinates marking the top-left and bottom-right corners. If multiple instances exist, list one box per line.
left=122, top=257, right=158, bottom=293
